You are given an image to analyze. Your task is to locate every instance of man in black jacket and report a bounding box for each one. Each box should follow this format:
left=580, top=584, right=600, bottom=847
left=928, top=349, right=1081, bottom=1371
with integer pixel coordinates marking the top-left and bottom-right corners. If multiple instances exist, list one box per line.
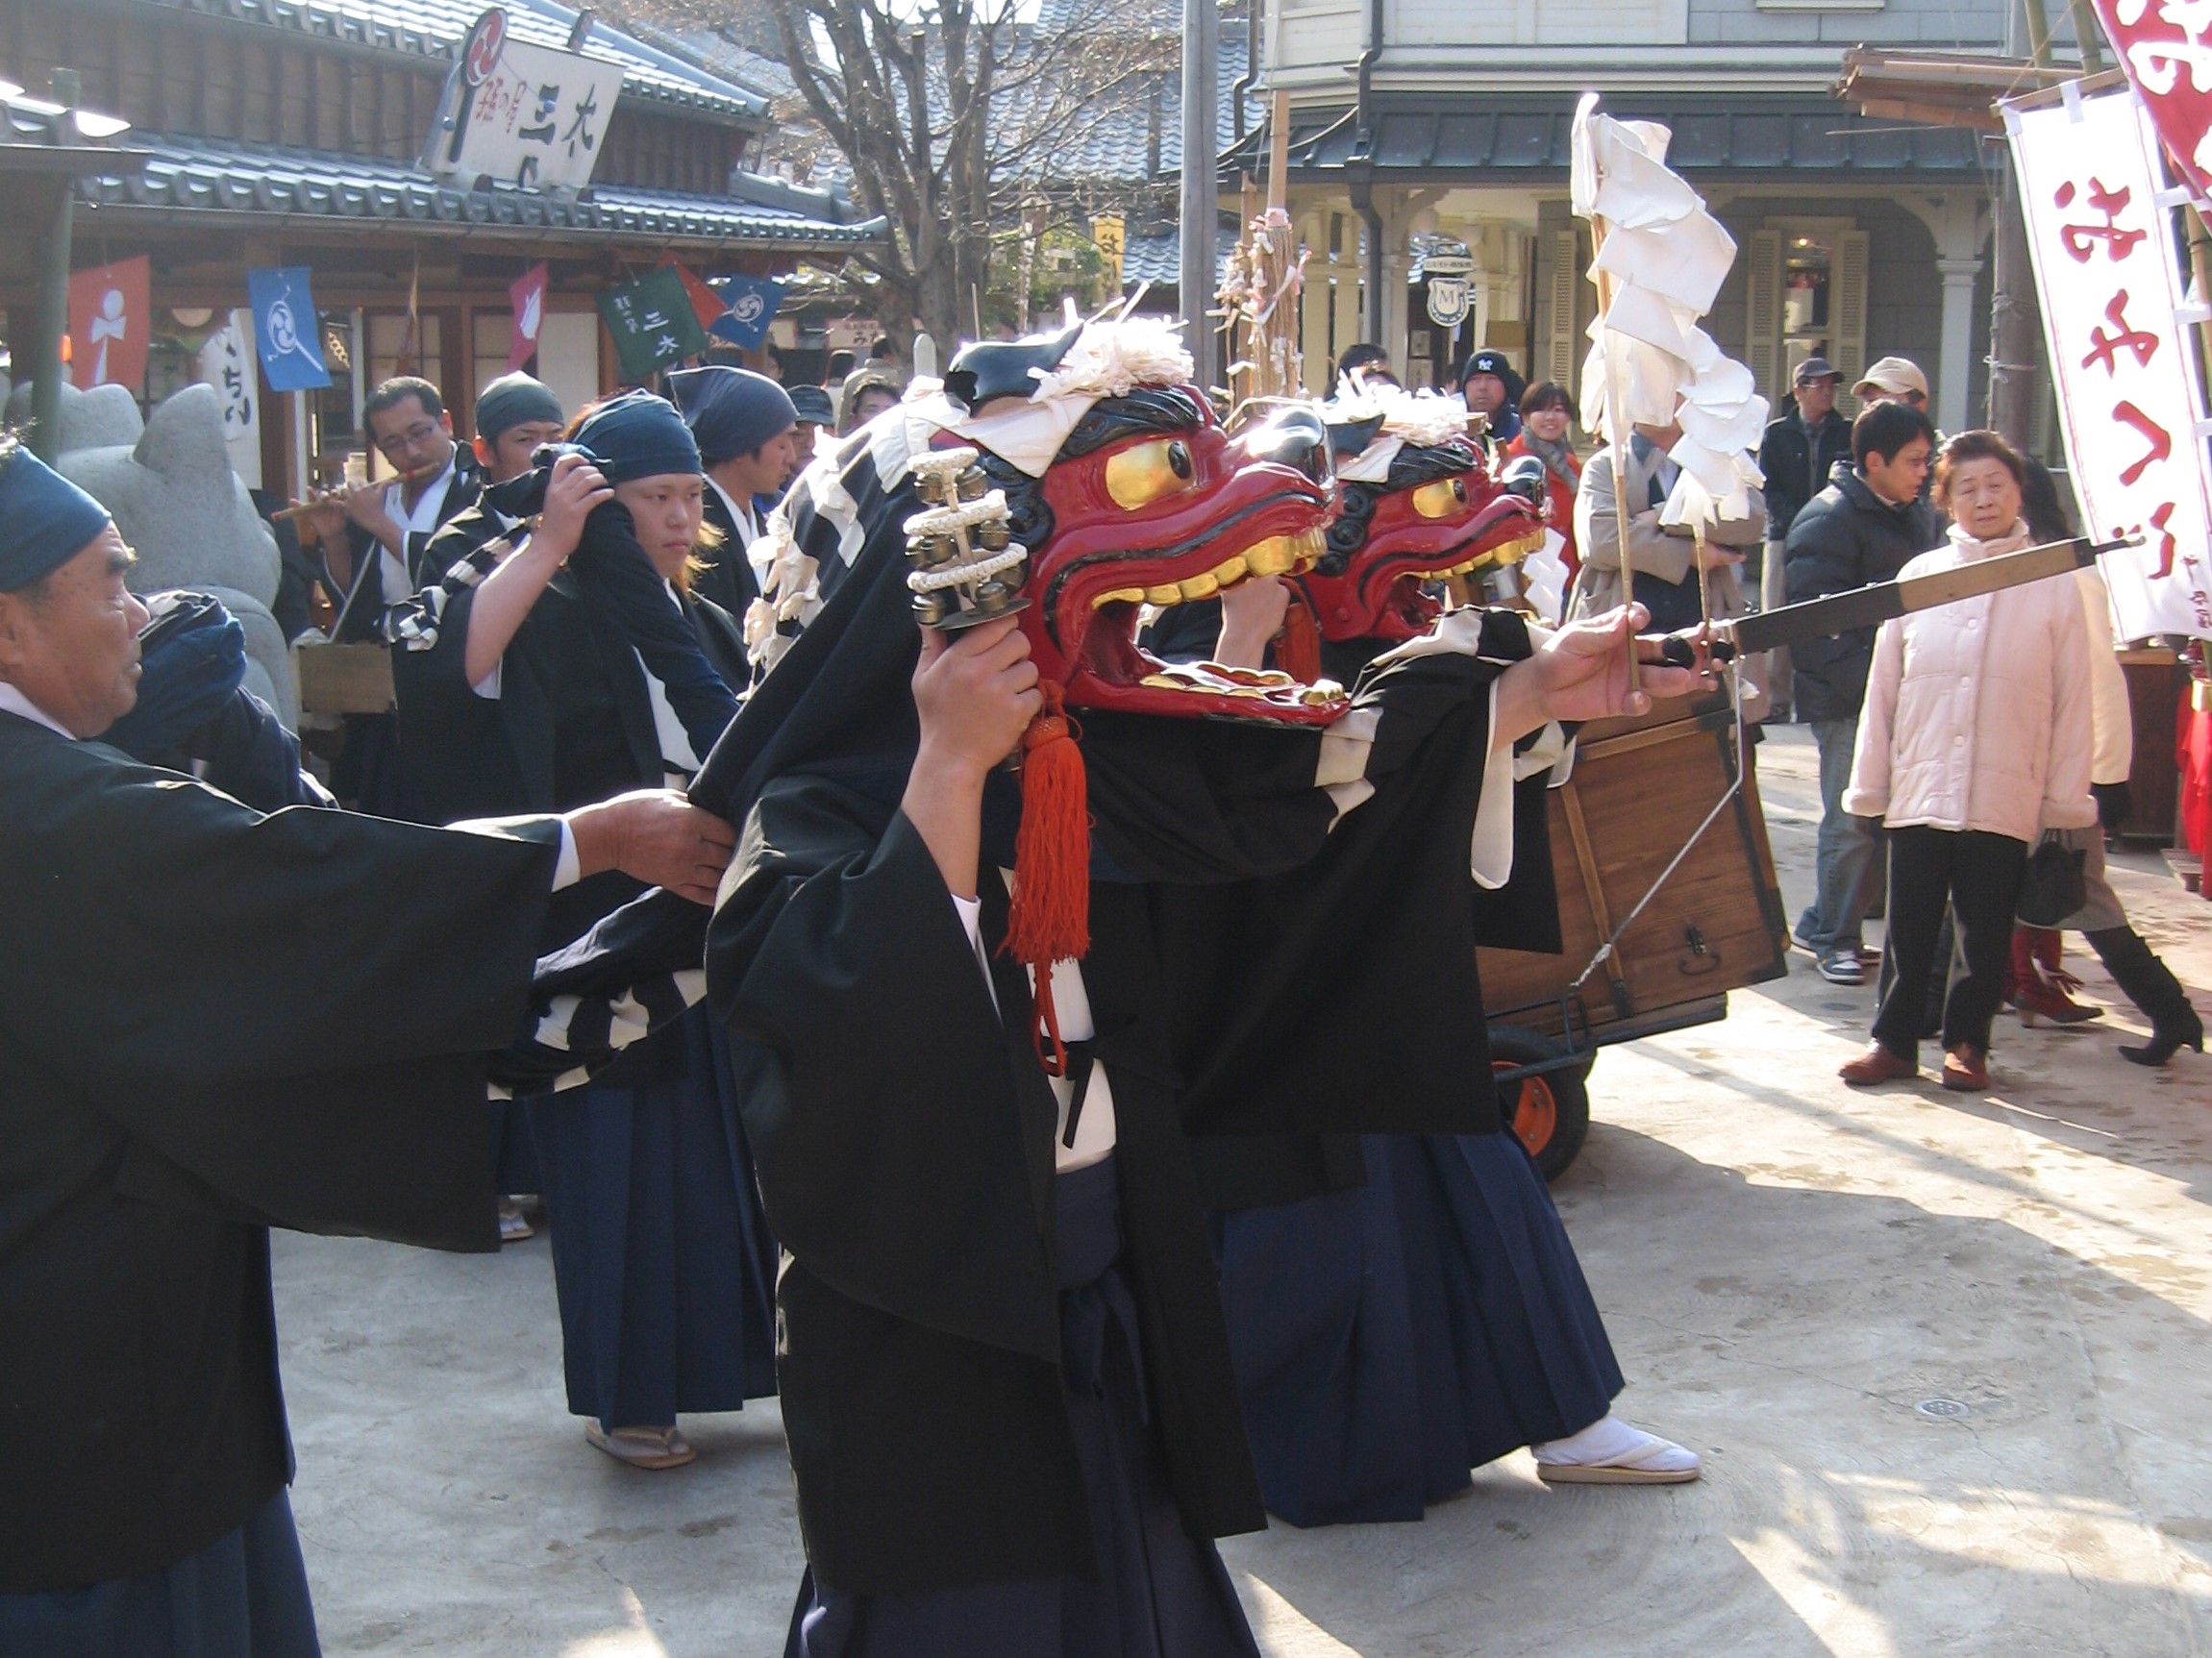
left=1756, top=358, right=1852, bottom=718
left=1783, top=400, right=1938, bottom=983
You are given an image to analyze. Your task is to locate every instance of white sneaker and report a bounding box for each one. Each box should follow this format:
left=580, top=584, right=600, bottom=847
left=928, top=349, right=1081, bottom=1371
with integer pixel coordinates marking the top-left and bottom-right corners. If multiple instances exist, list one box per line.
left=1532, top=1415, right=1702, bottom=1485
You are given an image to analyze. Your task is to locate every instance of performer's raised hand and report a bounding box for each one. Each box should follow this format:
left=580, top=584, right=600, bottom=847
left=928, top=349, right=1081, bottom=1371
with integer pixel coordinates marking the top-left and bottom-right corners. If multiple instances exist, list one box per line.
left=1214, top=574, right=1290, bottom=669
left=531, top=452, right=614, bottom=564
left=904, top=615, right=1041, bottom=900
left=566, top=788, right=737, bottom=905
left=911, top=615, right=1042, bottom=781
left=1494, top=604, right=1709, bottom=741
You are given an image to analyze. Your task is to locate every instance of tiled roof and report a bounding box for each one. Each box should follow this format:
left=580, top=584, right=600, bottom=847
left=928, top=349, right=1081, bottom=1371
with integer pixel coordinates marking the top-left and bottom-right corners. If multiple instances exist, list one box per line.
left=1012, top=24, right=1255, bottom=184
left=638, top=24, right=799, bottom=103
left=1262, top=98, right=1986, bottom=179
left=1120, top=229, right=1230, bottom=290
left=125, top=0, right=770, bottom=122
left=661, top=3, right=1256, bottom=187
left=75, top=132, right=885, bottom=246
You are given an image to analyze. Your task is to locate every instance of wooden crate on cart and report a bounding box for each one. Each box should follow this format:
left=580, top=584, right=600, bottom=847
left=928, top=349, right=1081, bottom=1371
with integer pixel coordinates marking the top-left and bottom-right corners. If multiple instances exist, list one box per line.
left=1479, top=685, right=1790, bottom=1175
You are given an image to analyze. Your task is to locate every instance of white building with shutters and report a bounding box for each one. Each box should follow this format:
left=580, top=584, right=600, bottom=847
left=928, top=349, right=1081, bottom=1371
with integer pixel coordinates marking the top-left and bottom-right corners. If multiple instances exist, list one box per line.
left=1239, top=0, right=2094, bottom=432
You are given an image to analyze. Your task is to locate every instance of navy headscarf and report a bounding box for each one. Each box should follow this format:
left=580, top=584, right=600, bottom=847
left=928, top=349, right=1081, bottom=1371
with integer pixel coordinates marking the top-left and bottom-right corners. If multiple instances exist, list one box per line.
left=666, top=367, right=796, bottom=468
left=0, top=443, right=112, bottom=592
left=473, top=372, right=565, bottom=445
left=574, top=389, right=704, bottom=482
left=561, top=392, right=736, bottom=761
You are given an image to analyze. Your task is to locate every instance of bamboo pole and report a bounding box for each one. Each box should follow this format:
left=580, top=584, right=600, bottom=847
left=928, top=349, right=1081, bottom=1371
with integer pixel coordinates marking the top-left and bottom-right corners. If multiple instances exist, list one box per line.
left=2187, top=207, right=2212, bottom=391
left=1268, top=88, right=1290, bottom=213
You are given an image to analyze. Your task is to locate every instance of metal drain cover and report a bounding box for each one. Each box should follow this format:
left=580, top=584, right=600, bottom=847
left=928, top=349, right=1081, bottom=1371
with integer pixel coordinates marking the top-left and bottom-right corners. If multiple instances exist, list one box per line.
left=1916, top=1398, right=1971, bottom=1421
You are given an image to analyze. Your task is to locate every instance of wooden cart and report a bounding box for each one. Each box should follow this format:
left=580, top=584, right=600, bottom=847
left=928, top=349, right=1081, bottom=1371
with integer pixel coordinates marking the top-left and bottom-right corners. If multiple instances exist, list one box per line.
left=1479, top=685, right=1790, bottom=1176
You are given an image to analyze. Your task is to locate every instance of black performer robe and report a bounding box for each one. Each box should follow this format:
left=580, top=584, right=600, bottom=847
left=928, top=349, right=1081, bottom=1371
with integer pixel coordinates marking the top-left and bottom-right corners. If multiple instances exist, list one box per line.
left=0, top=711, right=559, bottom=1594
left=329, top=458, right=482, bottom=817
left=693, top=480, right=764, bottom=652
left=1180, top=622, right=1568, bottom=1214
left=706, top=616, right=1534, bottom=1598
left=517, top=399, right=1541, bottom=1596
left=393, top=571, right=745, bottom=946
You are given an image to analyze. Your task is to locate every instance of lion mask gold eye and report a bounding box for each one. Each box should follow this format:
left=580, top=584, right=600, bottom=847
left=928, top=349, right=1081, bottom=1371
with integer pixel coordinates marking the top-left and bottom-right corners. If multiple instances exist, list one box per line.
left=1105, top=439, right=1196, bottom=510
left=1410, top=476, right=1470, bottom=519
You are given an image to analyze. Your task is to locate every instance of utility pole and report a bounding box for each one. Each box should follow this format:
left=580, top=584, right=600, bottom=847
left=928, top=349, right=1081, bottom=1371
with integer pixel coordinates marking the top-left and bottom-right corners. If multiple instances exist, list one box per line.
left=1181, top=0, right=1219, bottom=389
left=33, top=68, right=80, bottom=462
left=1989, top=0, right=2055, bottom=443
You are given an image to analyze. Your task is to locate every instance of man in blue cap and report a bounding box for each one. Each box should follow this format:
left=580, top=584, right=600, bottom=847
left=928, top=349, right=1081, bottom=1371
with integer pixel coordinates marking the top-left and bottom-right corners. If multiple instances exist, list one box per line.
left=0, top=437, right=733, bottom=1654
left=1456, top=348, right=1526, bottom=445
left=787, top=382, right=836, bottom=479
left=667, top=363, right=798, bottom=626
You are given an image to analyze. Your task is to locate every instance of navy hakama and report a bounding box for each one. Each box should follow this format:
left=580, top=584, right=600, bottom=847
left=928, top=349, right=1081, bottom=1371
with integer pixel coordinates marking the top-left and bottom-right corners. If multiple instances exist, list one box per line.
left=786, top=1158, right=1261, bottom=1658
left=529, top=1008, right=779, bottom=1427
left=0, top=1491, right=317, bottom=1658
left=490, top=1101, right=541, bottom=1196
left=1214, top=1131, right=1622, bottom=1526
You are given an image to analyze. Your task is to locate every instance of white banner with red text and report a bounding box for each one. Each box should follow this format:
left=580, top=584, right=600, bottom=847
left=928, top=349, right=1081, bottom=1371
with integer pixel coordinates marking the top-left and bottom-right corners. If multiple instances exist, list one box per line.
left=2006, top=87, right=2212, bottom=642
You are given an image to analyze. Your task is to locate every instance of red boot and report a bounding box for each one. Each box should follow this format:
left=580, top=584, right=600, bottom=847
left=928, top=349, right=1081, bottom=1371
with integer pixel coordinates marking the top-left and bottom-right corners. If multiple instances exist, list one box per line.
left=2014, top=927, right=2103, bottom=1027
left=2003, top=927, right=2036, bottom=1008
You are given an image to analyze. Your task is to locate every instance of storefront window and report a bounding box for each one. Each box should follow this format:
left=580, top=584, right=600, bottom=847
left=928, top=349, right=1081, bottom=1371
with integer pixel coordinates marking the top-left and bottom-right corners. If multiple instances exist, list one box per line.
left=1782, top=234, right=1832, bottom=382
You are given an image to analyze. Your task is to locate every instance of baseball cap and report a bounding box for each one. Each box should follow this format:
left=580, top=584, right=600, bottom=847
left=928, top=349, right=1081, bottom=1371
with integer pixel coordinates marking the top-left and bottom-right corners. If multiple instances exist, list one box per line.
left=788, top=384, right=836, bottom=427
left=1853, top=356, right=1929, bottom=401
left=1793, top=357, right=1841, bottom=386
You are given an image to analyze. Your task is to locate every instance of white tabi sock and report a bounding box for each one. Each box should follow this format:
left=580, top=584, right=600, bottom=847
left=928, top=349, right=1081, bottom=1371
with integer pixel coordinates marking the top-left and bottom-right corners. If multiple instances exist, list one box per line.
left=1531, top=1413, right=1701, bottom=1474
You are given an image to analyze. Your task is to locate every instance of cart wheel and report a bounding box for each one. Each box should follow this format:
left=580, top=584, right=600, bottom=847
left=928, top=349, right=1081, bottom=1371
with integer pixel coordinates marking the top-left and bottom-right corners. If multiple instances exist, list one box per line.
left=1490, top=1025, right=1592, bottom=1182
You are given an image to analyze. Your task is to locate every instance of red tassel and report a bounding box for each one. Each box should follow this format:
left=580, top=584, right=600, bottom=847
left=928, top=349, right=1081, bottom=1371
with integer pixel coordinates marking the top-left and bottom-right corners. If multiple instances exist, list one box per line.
left=1001, top=680, right=1090, bottom=1075
left=1274, top=595, right=1322, bottom=684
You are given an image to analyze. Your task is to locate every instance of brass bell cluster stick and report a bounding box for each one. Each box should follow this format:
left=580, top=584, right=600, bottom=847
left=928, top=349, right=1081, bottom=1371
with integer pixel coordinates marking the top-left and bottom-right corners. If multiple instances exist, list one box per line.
left=904, top=447, right=1031, bottom=631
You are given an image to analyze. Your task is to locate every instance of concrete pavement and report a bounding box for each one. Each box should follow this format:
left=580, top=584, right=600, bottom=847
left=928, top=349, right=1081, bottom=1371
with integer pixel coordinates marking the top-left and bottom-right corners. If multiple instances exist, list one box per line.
left=276, top=723, right=2212, bottom=1655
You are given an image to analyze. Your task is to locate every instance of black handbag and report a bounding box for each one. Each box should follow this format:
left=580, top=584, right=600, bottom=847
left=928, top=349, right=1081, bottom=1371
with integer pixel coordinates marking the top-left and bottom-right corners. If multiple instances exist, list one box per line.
left=2016, top=834, right=2088, bottom=928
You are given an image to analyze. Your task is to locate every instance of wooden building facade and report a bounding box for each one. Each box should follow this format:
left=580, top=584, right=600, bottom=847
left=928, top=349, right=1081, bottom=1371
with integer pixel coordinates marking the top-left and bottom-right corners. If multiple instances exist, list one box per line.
left=0, top=0, right=882, bottom=497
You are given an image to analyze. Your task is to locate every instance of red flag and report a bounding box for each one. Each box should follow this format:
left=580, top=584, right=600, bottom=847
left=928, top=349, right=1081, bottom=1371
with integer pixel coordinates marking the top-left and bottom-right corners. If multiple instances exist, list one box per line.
left=509, top=261, right=550, bottom=371
left=659, top=257, right=730, bottom=333
left=2091, top=0, right=2212, bottom=206
left=67, top=257, right=151, bottom=390
left=394, top=253, right=421, bottom=378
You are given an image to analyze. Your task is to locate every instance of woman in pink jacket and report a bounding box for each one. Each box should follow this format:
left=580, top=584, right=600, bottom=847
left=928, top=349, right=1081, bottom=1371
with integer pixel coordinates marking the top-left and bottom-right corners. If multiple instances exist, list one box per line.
left=1837, top=430, right=2097, bottom=1091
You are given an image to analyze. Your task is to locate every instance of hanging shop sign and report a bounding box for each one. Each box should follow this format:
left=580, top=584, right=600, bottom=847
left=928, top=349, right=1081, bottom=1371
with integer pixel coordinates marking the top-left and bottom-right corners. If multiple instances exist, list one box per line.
left=67, top=258, right=151, bottom=391
left=597, top=266, right=709, bottom=382
left=1422, top=250, right=1475, bottom=330
left=2006, top=87, right=2212, bottom=639
left=1091, top=214, right=1126, bottom=291
left=421, top=8, right=626, bottom=192
left=197, top=309, right=262, bottom=488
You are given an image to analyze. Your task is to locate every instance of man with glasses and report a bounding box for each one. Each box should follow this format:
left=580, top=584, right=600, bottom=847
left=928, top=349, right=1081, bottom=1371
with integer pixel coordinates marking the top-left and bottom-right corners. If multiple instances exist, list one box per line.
left=308, top=376, right=480, bottom=603
left=306, top=376, right=482, bottom=816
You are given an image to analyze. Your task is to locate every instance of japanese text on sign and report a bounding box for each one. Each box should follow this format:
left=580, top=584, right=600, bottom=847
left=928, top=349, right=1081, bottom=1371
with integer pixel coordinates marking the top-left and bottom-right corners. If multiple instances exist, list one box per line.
left=2094, top=0, right=2212, bottom=206
left=421, top=11, right=625, bottom=192
left=2007, top=88, right=2212, bottom=640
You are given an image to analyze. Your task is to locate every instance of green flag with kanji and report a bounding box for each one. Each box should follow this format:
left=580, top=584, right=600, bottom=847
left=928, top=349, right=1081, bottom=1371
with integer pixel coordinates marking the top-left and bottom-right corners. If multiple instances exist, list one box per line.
left=596, top=266, right=709, bottom=381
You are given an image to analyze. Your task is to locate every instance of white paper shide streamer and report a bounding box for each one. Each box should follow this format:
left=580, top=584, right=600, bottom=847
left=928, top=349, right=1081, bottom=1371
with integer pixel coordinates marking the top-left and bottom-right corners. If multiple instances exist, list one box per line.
left=1571, top=93, right=1768, bottom=535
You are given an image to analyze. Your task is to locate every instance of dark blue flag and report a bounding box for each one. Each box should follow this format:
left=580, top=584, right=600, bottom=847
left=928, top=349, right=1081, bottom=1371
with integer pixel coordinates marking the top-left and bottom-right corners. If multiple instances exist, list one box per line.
left=247, top=267, right=331, bottom=392
left=708, top=275, right=784, bottom=350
